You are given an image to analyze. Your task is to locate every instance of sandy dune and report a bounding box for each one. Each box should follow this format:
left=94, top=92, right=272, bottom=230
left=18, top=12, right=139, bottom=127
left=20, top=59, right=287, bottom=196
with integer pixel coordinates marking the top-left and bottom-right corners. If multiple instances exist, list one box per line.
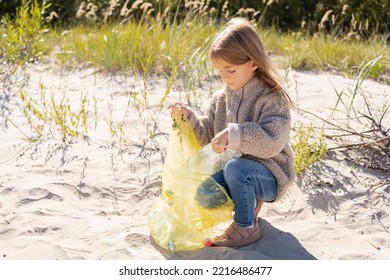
left=0, top=62, right=389, bottom=260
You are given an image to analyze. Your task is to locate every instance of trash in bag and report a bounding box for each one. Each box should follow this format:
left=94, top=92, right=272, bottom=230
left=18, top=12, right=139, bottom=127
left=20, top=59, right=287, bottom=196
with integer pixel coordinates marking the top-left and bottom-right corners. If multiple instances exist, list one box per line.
left=195, top=176, right=228, bottom=209
left=148, top=110, right=238, bottom=251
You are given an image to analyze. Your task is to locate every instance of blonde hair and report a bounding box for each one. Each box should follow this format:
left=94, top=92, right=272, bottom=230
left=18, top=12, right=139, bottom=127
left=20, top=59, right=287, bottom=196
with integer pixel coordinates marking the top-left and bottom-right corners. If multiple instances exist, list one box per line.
left=210, top=18, right=291, bottom=104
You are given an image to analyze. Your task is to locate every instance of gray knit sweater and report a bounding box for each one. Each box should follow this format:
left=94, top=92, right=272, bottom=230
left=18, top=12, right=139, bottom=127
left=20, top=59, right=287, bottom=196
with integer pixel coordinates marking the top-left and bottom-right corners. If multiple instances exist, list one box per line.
left=188, top=77, right=295, bottom=201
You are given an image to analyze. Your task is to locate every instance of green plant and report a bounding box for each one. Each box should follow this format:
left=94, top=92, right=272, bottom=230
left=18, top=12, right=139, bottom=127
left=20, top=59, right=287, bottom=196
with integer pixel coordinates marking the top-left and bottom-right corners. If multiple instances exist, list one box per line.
left=332, top=55, right=387, bottom=116
left=52, top=2, right=389, bottom=84
left=0, top=0, right=49, bottom=66
left=128, top=67, right=177, bottom=139
left=0, top=0, right=51, bottom=120
left=20, top=82, right=95, bottom=142
left=176, top=46, right=209, bottom=106
left=291, top=123, right=327, bottom=176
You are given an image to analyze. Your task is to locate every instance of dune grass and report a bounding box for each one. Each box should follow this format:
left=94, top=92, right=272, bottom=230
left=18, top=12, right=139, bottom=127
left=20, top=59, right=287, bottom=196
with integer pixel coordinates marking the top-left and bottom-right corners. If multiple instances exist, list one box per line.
left=53, top=21, right=389, bottom=83
left=3, top=1, right=387, bottom=82
left=251, top=28, right=389, bottom=82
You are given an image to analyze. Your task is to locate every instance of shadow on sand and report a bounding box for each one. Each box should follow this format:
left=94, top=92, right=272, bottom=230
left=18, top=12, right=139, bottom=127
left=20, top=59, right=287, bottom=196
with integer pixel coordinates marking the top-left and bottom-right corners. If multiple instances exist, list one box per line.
left=151, top=218, right=317, bottom=260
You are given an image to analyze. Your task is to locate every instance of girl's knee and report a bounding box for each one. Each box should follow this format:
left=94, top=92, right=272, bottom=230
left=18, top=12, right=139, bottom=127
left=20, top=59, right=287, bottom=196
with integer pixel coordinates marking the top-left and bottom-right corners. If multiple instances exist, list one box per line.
left=223, top=158, right=247, bottom=187
left=223, top=158, right=241, bottom=175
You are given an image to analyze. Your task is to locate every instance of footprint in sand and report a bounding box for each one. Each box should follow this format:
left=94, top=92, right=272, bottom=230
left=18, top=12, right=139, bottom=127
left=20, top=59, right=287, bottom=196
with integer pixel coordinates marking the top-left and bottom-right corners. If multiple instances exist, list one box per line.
left=125, top=233, right=150, bottom=249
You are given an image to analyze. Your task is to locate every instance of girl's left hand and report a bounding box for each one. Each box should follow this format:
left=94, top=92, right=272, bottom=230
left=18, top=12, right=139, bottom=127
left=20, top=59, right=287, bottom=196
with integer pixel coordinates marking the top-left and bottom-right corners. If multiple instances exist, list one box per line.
left=211, top=128, right=229, bottom=154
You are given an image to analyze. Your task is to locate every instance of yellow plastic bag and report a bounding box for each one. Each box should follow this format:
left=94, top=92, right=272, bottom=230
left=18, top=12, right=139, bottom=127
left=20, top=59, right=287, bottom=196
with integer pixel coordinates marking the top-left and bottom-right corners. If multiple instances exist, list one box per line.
left=148, top=110, right=235, bottom=251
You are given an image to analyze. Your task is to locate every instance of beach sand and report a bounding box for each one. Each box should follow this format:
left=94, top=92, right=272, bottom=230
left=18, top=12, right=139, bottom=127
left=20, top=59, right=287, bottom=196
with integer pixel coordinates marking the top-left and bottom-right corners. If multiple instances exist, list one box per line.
left=1, top=62, right=389, bottom=260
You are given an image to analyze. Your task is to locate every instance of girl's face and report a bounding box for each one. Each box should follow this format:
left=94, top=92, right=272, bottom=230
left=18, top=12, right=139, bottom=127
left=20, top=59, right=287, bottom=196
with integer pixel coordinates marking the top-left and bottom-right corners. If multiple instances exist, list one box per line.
left=211, top=56, right=258, bottom=91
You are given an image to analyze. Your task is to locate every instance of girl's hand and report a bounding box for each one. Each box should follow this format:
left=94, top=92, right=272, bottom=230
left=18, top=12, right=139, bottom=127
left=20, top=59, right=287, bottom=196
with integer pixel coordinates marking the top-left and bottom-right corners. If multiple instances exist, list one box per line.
left=211, top=128, right=229, bottom=154
left=171, top=102, right=190, bottom=119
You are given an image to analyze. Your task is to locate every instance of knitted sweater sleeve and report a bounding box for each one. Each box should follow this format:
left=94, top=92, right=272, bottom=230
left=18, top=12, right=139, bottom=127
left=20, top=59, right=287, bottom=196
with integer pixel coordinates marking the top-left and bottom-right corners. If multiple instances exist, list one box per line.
left=188, top=96, right=218, bottom=146
left=238, top=94, right=291, bottom=158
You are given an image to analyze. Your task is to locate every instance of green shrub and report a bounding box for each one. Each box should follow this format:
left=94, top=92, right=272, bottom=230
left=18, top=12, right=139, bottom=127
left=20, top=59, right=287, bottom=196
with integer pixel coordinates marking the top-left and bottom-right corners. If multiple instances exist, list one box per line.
left=0, top=0, right=49, bottom=66
left=291, top=123, right=327, bottom=176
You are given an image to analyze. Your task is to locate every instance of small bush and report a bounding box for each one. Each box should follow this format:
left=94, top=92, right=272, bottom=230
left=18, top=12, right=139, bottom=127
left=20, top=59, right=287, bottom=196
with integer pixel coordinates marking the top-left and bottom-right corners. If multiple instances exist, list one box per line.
left=291, top=123, right=327, bottom=176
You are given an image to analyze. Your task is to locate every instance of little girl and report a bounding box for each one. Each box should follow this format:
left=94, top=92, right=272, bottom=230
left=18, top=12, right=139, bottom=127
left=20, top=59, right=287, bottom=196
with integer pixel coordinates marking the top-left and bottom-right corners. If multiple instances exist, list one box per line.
left=172, top=18, right=295, bottom=247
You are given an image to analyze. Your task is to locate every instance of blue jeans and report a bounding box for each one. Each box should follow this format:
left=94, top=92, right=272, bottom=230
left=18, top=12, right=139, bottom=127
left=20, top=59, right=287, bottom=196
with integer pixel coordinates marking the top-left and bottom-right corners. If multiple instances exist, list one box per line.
left=212, top=158, right=277, bottom=227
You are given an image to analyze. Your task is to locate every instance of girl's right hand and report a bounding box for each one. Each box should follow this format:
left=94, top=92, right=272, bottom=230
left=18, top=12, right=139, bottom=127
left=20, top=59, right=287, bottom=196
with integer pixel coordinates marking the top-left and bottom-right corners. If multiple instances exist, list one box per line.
left=171, top=102, right=190, bottom=119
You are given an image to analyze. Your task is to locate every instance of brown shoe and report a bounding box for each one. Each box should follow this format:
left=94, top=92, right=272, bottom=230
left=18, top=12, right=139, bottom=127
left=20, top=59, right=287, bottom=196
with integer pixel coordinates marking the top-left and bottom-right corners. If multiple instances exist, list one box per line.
left=212, top=221, right=261, bottom=247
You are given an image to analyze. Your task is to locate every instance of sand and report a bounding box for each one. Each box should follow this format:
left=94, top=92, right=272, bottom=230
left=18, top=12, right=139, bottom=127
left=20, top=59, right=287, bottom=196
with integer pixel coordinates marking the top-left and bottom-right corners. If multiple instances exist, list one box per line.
left=0, top=61, right=389, bottom=260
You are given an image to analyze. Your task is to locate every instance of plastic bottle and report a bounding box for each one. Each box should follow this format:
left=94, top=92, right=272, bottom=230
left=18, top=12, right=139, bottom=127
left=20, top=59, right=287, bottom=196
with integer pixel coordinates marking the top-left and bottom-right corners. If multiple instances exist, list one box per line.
left=167, top=240, right=176, bottom=251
